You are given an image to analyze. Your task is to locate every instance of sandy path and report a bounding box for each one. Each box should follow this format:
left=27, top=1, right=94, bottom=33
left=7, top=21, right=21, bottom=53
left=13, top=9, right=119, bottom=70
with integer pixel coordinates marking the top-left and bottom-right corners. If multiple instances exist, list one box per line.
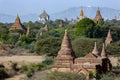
left=0, top=56, right=45, bottom=64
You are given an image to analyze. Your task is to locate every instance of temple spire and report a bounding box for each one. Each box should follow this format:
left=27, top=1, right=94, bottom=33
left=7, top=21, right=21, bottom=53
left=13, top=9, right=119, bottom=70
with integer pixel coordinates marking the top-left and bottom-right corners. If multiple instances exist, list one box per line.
left=94, top=7, right=103, bottom=23
left=101, top=43, right=107, bottom=58
left=80, top=8, right=84, bottom=17
left=26, top=25, right=30, bottom=36
left=15, top=14, right=21, bottom=24
left=58, top=29, right=75, bottom=57
left=92, top=42, right=99, bottom=55
left=105, top=29, right=113, bottom=46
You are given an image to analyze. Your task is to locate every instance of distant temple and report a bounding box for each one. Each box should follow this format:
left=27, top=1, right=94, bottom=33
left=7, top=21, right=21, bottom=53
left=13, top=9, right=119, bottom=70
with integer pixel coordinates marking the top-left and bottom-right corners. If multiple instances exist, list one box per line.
left=115, top=13, right=120, bottom=20
left=94, top=8, right=103, bottom=23
left=38, top=10, right=50, bottom=24
left=77, top=8, right=85, bottom=21
left=52, top=30, right=112, bottom=79
left=9, top=15, right=26, bottom=31
left=105, top=29, right=113, bottom=46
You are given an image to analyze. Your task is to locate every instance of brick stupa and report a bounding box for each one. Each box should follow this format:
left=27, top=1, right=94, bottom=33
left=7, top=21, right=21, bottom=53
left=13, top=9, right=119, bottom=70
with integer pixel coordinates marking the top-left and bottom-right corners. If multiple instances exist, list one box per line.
left=52, top=29, right=75, bottom=72
left=9, top=15, right=26, bottom=31
left=94, top=8, right=103, bottom=23
left=92, top=42, right=99, bottom=56
left=105, top=29, right=113, bottom=46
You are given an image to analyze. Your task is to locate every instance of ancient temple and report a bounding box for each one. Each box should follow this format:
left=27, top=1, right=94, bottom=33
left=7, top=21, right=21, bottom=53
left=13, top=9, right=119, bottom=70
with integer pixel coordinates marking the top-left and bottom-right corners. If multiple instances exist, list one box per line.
left=105, top=29, right=113, bottom=46
left=38, top=10, right=49, bottom=24
left=77, top=8, right=85, bottom=21
left=52, top=30, right=112, bottom=79
left=9, top=15, right=26, bottom=31
left=52, top=29, right=75, bottom=72
left=94, top=8, right=103, bottom=23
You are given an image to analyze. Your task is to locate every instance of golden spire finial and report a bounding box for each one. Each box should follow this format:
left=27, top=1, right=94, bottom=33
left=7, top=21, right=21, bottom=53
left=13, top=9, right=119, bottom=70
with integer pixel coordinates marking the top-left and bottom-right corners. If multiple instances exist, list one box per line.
left=80, top=8, right=84, bottom=17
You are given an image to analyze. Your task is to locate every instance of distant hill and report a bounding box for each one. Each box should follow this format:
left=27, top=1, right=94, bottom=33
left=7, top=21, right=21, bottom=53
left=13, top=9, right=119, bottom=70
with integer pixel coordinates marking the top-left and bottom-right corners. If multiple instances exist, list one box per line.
left=0, top=7, right=120, bottom=23
left=50, top=7, right=120, bottom=20
left=0, top=13, right=38, bottom=23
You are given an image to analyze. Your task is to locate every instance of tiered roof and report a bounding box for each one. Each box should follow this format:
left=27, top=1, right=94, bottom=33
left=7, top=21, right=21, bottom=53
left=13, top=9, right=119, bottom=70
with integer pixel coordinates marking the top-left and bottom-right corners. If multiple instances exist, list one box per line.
left=39, top=10, right=49, bottom=18
left=9, top=15, right=26, bottom=31
left=80, top=8, right=84, bottom=17
left=94, top=8, right=103, bottom=23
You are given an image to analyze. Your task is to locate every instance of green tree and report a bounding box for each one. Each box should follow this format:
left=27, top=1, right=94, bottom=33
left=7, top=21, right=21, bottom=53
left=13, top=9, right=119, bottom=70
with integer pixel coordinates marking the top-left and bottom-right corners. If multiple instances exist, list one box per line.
left=75, top=18, right=95, bottom=36
left=35, top=37, right=61, bottom=57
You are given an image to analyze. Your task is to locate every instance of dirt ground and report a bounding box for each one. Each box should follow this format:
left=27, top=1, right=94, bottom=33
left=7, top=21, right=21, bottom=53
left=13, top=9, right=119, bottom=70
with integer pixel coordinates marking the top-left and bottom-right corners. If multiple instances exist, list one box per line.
left=0, top=56, right=45, bottom=64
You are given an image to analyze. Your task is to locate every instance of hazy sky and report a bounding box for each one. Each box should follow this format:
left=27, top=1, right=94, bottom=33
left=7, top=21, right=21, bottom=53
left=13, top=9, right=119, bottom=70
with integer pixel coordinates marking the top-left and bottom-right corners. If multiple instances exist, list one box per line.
left=0, top=0, right=120, bottom=15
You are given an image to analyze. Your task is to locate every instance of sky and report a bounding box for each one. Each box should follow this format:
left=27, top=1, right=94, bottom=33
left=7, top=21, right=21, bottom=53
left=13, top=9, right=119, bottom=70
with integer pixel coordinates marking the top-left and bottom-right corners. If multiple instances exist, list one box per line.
left=0, top=0, right=120, bottom=15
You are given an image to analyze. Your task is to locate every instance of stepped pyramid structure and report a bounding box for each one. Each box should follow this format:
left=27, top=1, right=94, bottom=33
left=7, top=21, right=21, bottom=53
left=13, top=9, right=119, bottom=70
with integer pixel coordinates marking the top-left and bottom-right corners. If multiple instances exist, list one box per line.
left=38, top=10, right=49, bottom=24
left=77, top=8, right=85, bottom=21
left=52, top=30, right=75, bottom=72
left=52, top=30, right=112, bottom=79
left=94, top=8, right=103, bottom=23
left=105, top=29, right=113, bottom=46
left=9, top=15, right=26, bottom=31
left=92, top=42, right=99, bottom=56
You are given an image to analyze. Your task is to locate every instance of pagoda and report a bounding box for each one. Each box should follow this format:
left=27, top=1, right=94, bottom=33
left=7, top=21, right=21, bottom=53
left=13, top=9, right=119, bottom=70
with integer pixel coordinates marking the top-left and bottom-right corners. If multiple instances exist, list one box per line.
left=52, top=30, right=75, bottom=72
left=94, top=8, right=103, bottom=23
left=105, top=29, right=113, bottom=46
left=38, top=10, right=49, bottom=24
left=77, top=8, right=85, bottom=21
left=92, top=42, right=99, bottom=56
left=9, top=15, right=26, bottom=31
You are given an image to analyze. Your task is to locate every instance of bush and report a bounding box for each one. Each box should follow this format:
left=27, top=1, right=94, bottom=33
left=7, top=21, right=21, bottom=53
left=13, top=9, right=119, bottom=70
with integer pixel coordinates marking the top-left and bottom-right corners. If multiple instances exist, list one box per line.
left=46, top=71, right=86, bottom=80
left=106, top=40, right=120, bottom=56
left=35, top=37, right=61, bottom=57
left=21, top=63, right=46, bottom=77
left=75, top=18, right=95, bottom=36
left=42, top=59, right=54, bottom=65
left=72, top=37, right=102, bottom=57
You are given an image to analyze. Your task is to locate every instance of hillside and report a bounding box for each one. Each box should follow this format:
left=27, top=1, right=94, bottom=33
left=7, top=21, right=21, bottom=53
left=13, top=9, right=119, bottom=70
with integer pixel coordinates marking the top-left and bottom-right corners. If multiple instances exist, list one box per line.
left=0, top=7, right=120, bottom=23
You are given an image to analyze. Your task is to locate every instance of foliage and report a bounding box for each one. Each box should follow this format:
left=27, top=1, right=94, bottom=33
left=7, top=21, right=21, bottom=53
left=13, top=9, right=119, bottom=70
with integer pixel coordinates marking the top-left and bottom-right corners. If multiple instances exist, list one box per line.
left=42, top=58, right=54, bottom=65
left=75, top=18, right=95, bottom=36
left=21, top=63, right=46, bottom=77
left=100, top=72, right=115, bottom=80
left=72, top=37, right=102, bottom=57
left=106, top=40, right=120, bottom=56
left=35, top=37, right=61, bottom=56
left=0, top=65, right=9, bottom=79
left=46, top=71, right=86, bottom=80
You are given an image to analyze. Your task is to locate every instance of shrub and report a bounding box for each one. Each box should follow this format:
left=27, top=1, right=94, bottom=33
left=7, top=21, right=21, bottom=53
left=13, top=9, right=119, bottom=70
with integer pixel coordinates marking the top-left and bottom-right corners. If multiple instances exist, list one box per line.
left=35, top=37, right=61, bottom=57
left=42, top=59, right=54, bottom=65
left=46, top=71, right=86, bottom=80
